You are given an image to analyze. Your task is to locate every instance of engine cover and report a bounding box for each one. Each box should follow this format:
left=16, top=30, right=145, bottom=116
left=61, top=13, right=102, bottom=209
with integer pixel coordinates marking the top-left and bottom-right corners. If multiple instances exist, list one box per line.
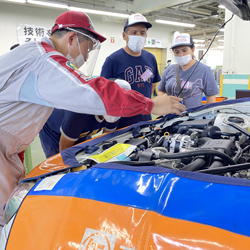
left=201, top=139, right=235, bottom=156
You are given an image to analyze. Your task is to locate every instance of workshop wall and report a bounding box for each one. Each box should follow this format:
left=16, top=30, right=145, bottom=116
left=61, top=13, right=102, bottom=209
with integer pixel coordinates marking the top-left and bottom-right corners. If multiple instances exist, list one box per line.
left=0, top=2, right=181, bottom=76
left=221, top=9, right=250, bottom=99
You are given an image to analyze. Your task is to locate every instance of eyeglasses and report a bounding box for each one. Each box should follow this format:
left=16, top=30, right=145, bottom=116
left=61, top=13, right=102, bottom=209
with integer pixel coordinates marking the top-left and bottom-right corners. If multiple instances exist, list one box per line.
left=66, top=27, right=100, bottom=52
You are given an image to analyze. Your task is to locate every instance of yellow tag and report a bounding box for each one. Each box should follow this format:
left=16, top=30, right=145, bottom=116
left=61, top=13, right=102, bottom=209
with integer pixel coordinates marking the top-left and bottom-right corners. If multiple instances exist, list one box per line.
left=71, top=165, right=87, bottom=172
left=89, top=143, right=135, bottom=163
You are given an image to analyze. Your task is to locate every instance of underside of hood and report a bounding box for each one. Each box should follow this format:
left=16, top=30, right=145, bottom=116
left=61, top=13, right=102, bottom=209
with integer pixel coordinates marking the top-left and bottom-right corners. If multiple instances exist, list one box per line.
left=217, top=0, right=250, bottom=20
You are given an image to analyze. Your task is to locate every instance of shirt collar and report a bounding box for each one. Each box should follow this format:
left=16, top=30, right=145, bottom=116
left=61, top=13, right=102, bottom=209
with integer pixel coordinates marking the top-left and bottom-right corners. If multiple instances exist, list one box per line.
left=41, top=37, right=56, bottom=50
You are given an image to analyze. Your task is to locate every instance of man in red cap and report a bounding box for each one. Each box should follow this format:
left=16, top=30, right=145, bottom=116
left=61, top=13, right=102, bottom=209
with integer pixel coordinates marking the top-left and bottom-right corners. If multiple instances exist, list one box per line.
left=0, top=11, right=185, bottom=228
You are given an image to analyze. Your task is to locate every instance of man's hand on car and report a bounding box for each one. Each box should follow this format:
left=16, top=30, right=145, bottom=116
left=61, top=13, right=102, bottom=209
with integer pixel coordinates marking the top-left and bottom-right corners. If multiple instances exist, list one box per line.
left=151, top=95, right=186, bottom=116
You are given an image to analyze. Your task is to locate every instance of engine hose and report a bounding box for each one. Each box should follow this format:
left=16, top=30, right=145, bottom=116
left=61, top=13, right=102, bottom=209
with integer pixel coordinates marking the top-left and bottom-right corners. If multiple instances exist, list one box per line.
left=233, top=141, right=243, bottom=162
left=227, top=122, right=250, bottom=137
left=209, top=160, right=224, bottom=169
left=158, top=149, right=235, bottom=165
left=181, top=158, right=207, bottom=171
left=220, top=131, right=240, bottom=137
left=197, top=162, right=250, bottom=175
left=243, top=145, right=250, bottom=153
left=111, top=161, right=155, bottom=166
left=151, top=136, right=165, bottom=148
left=177, top=126, right=189, bottom=134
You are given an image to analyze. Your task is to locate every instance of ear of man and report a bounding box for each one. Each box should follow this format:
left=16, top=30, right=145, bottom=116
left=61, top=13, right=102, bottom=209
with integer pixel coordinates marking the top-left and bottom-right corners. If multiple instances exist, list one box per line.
left=67, top=32, right=77, bottom=46
left=50, top=31, right=77, bottom=56
left=122, top=31, right=127, bottom=41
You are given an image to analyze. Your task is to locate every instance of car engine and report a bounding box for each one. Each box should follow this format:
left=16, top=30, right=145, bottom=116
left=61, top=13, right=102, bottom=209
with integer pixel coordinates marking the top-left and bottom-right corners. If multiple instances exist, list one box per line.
left=76, top=105, right=250, bottom=180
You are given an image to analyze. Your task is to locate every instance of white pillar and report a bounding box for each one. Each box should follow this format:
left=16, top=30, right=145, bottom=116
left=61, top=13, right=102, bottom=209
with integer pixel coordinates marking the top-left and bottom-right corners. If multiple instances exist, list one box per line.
left=221, top=10, right=250, bottom=99
left=223, top=10, right=250, bottom=74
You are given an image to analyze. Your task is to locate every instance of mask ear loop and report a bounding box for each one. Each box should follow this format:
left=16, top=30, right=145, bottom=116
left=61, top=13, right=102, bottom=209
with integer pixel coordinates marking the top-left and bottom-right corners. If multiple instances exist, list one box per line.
left=67, top=33, right=80, bottom=59
left=76, top=35, right=82, bottom=56
left=66, top=27, right=97, bottom=50
left=67, top=42, right=70, bottom=56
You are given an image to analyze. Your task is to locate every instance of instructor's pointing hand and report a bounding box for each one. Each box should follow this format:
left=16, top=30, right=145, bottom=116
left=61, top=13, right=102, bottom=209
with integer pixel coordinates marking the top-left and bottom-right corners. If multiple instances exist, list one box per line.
left=151, top=95, right=186, bottom=116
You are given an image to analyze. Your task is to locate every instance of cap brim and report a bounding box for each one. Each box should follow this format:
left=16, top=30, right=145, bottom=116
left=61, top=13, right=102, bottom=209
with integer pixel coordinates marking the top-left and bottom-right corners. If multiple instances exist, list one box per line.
left=144, top=22, right=152, bottom=29
left=89, top=29, right=106, bottom=43
left=124, top=21, right=152, bottom=31
left=171, top=43, right=193, bottom=49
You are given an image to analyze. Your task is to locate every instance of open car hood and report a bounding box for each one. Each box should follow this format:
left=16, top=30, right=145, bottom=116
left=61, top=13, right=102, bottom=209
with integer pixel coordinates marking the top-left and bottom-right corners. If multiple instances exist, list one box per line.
left=217, top=0, right=250, bottom=20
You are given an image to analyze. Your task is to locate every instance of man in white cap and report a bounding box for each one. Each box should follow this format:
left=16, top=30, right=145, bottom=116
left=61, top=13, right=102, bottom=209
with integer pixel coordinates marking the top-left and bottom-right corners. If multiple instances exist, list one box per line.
left=101, top=13, right=161, bottom=129
left=0, top=11, right=185, bottom=227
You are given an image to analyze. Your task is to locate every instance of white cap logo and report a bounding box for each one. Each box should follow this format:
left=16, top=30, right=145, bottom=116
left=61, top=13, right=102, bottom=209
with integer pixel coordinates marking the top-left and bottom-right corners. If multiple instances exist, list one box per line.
left=172, top=33, right=191, bottom=48
left=129, top=13, right=147, bottom=25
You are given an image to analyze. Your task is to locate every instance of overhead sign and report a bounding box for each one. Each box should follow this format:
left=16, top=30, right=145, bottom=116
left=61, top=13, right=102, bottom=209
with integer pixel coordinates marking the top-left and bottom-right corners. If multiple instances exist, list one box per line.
left=17, top=24, right=51, bottom=44
left=145, top=37, right=162, bottom=48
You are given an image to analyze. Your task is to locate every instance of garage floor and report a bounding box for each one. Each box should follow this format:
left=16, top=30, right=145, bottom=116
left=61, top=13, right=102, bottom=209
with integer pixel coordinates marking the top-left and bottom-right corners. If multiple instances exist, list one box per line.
left=29, top=135, right=46, bottom=170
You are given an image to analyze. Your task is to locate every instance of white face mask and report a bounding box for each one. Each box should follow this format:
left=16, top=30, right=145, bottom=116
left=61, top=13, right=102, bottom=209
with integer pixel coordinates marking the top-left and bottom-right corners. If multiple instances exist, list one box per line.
left=66, top=36, right=85, bottom=69
left=103, top=115, right=120, bottom=123
left=175, top=54, right=192, bottom=66
left=127, top=36, right=145, bottom=53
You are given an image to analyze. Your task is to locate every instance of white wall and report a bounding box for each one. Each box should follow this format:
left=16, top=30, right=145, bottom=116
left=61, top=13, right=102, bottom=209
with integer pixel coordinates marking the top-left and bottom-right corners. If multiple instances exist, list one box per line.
left=223, top=9, right=250, bottom=74
left=0, top=2, right=63, bottom=53
left=194, top=48, right=224, bottom=69
left=0, top=2, right=184, bottom=75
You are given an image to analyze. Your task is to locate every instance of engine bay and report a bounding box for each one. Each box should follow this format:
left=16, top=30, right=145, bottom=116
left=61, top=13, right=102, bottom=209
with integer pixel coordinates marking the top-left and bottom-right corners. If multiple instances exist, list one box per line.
left=75, top=101, right=250, bottom=180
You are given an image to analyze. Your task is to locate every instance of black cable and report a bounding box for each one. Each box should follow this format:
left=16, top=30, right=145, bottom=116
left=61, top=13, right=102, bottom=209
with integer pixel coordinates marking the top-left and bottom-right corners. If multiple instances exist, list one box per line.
left=197, top=162, right=250, bottom=175
left=111, top=161, right=155, bottom=166
left=158, top=149, right=235, bottom=165
left=178, top=13, right=234, bottom=98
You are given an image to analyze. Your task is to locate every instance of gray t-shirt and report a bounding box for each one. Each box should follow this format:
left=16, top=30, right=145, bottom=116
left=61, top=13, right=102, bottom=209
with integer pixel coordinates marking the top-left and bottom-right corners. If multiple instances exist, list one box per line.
left=157, top=62, right=219, bottom=109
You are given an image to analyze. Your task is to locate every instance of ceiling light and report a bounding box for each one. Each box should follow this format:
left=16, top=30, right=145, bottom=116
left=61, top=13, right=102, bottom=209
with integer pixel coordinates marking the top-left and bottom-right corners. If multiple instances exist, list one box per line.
left=195, top=44, right=205, bottom=47
left=27, top=0, right=67, bottom=8
left=220, top=28, right=225, bottom=32
left=68, top=7, right=130, bottom=18
left=218, top=46, right=224, bottom=49
left=4, top=0, right=26, bottom=3
left=218, top=39, right=224, bottom=42
left=155, top=20, right=195, bottom=28
left=218, top=5, right=226, bottom=9
left=193, top=39, right=205, bottom=43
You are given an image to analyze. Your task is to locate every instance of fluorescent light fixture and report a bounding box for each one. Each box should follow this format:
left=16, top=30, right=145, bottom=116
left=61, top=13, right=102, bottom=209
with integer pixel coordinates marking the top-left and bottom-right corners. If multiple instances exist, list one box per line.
left=68, top=7, right=130, bottom=18
left=195, top=44, right=205, bottom=47
left=4, top=0, right=26, bottom=3
left=220, top=28, right=225, bottom=32
left=218, top=46, right=224, bottom=49
left=27, top=0, right=67, bottom=8
left=155, top=19, right=195, bottom=28
left=218, top=39, right=224, bottom=42
left=193, top=39, right=205, bottom=43
left=218, top=5, right=226, bottom=9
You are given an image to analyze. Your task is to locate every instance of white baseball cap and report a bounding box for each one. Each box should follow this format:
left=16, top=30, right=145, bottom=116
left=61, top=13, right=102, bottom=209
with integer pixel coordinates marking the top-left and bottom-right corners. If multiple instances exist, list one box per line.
left=171, top=33, right=194, bottom=49
left=124, top=13, right=152, bottom=31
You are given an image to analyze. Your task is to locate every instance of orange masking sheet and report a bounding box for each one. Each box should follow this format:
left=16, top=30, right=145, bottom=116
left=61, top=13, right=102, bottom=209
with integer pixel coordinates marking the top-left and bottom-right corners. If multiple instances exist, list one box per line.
left=7, top=196, right=250, bottom=250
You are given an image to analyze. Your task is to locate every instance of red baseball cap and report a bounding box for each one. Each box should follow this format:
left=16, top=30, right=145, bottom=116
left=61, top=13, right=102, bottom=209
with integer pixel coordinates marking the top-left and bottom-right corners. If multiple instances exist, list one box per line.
left=51, top=11, right=106, bottom=43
